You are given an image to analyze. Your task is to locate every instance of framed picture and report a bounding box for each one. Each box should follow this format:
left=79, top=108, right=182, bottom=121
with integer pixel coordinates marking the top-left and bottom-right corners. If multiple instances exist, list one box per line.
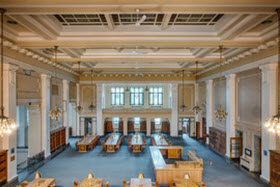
left=245, top=148, right=252, bottom=157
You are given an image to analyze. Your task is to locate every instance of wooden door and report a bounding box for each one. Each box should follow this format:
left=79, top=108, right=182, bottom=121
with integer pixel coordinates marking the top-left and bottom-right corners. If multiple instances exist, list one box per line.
left=84, top=118, right=92, bottom=135
left=196, top=122, right=200, bottom=139
left=230, top=137, right=242, bottom=159
left=202, top=118, right=206, bottom=144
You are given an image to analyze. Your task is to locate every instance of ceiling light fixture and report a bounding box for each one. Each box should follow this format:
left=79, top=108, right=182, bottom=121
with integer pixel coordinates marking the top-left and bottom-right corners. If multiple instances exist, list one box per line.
left=192, top=61, right=202, bottom=115
left=0, top=8, right=16, bottom=135
left=179, top=70, right=188, bottom=112
left=214, top=46, right=228, bottom=122
left=49, top=46, right=63, bottom=121
left=75, top=61, right=83, bottom=114
left=88, top=70, right=96, bottom=111
left=264, top=8, right=280, bottom=134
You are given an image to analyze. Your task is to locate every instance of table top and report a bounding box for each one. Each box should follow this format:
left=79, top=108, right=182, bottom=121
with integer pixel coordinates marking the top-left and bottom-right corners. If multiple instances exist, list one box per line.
left=153, top=135, right=168, bottom=146
left=80, top=178, right=103, bottom=187
left=173, top=178, right=199, bottom=187
left=26, top=178, right=55, bottom=187
left=105, top=134, right=120, bottom=145
left=78, top=135, right=97, bottom=145
left=131, top=134, right=143, bottom=145
left=130, top=178, right=152, bottom=187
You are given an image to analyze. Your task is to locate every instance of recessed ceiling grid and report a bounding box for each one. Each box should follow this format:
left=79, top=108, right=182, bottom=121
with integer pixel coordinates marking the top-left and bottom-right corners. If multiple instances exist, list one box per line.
left=111, top=13, right=164, bottom=25
left=54, top=14, right=107, bottom=26
left=168, top=14, right=224, bottom=25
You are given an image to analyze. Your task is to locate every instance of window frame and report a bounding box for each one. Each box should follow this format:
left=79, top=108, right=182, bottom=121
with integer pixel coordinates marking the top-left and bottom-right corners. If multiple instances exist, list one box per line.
left=110, top=87, right=125, bottom=106
left=112, top=117, right=120, bottom=125
left=149, top=87, right=163, bottom=106
left=129, top=87, right=144, bottom=106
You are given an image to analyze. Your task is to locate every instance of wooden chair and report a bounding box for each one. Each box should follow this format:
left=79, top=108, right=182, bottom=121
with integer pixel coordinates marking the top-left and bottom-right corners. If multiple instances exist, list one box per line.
left=21, top=181, right=29, bottom=187
left=168, top=180, right=175, bottom=187
left=75, top=141, right=79, bottom=151
left=104, top=181, right=109, bottom=187
left=151, top=137, right=155, bottom=146
left=74, top=181, right=80, bottom=187
left=101, top=141, right=106, bottom=150
left=152, top=181, right=159, bottom=187
left=122, top=180, right=130, bottom=187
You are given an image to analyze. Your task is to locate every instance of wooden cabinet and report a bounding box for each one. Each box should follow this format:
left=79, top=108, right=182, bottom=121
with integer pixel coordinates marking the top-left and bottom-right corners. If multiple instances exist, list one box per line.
left=161, top=122, right=170, bottom=134
left=140, top=121, right=146, bottom=132
left=50, top=127, right=66, bottom=153
left=209, top=127, right=226, bottom=155
left=270, top=150, right=280, bottom=187
left=0, top=150, right=7, bottom=185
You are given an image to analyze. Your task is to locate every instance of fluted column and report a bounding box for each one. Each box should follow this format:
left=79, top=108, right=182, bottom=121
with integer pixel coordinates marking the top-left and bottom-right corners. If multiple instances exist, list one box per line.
left=225, top=74, right=236, bottom=157
left=123, top=117, right=128, bottom=136
left=62, top=80, right=69, bottom=144
left=1, top=63, right=18, bottom=182
left=206, top=79, right=214, bottom=144
left=146, top=117, right=152, bottom=136
left=40, top=74, right=51, bottom=158
left=259, top=63, right=278, bottom=182
left=96, top=83, right=103, bottom=135
left=171, top=83, right=178, bottom=137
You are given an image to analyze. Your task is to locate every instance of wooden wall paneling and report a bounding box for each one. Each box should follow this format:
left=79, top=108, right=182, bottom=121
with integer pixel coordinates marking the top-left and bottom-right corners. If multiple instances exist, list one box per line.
left=270, top=150, right=280, bottom=187
left=140, top=121, right=146, bottom=132
left=128, top=121, right=134, bottom=133
left=105, top=121, right=113, bottom=133
left=151, top=122, right=155, bottom=133
left=50, top=127, right=66, bottom=153
left=196, top=122, right=201, bottom=139
left=119, top=121, right=123, bottom=133
left=0, top=150, right=8, bottom=185
left=209, top=127, right=226, bottom=154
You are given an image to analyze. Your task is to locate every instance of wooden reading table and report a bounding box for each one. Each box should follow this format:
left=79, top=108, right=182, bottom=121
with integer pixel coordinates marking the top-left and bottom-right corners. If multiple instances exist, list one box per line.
left=105, top=134, right=121, bottom=152
left=26, top=178, right=55, bottom=187
left=76, top=135, right=100, bottom=152
left=130, top=178, right=152, bottom=187
left=131, top=134, right=144, bottom=152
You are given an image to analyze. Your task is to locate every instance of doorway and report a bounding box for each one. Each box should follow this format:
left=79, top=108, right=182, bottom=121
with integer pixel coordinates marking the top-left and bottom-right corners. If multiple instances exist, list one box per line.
left=254, top=135, right=262, bottom=173
left=84, top=118, right=92, bottom=135
left=16, top=105, right=29, bottom=172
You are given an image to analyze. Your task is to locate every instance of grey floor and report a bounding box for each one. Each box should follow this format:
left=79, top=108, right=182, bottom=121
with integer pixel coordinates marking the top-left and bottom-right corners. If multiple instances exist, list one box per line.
left=19, top=134, right=268, bottom=187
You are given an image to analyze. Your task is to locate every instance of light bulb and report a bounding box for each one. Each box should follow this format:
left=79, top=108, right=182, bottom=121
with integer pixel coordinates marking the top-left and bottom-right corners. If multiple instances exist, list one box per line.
left=11, top=123, right=16, bottom=129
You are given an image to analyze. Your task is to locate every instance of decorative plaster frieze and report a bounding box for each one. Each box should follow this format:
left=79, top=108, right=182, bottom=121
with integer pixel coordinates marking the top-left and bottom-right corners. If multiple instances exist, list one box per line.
left=3, top=40, right=78, bottom=75
left=197, top=38, right=278, bottom=77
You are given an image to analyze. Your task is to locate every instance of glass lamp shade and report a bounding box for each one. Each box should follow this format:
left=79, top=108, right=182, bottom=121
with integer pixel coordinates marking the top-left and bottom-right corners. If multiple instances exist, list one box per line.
left=179, top=104, right=188, bottom=112
left=0, top=114, right=17, bottom=135
left=193, top=105, right=202, bottom=115
left=88, top=104, right=95, bottom=111
left=75, top=105, right=83, bottom=114
left=214, top=106, right=228, bottom=122
left=49, top=106, right=63, bottom=121
left=265, top=114, right=280, bottom=133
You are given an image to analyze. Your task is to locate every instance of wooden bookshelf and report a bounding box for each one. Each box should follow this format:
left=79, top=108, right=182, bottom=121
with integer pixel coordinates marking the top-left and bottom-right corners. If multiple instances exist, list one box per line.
left=209, top=127, right=226, bottom=155
left=50, top=127, right=66, bottom=153
left=0, top=150, right=7, bottom=185
left=270, top=150, right=280, bottom=187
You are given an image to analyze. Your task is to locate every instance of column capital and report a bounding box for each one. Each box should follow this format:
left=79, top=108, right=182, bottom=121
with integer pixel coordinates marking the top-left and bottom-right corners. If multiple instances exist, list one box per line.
left=259, top=63, right=277, bottom=72
left=206, top=79, right=213, bottom=84
left=4, top=63, right=18, bottom=72
left=62, top=79, right=69, bottom=84
left=40, top=74, right=51, bottom=79
left=225, top=73, right=236, bottom=79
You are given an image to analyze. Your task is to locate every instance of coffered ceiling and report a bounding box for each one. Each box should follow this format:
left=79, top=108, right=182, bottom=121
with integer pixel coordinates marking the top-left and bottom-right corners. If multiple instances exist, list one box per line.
left=1, top=0, right=279, bottom=75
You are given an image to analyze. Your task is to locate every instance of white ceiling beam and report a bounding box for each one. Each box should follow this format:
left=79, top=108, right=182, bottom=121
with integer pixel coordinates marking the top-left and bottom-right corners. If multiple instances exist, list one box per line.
left=104, top=14, right=115, bottom=30
left=220, top=15, right=257, bottom=40
left=161, top=14, right=172, bottom=30
left=9, top=15, right=57, bottom=40
left=195, top=48, right=217, bottom=58
left=226, top=15, right=272, bottom=40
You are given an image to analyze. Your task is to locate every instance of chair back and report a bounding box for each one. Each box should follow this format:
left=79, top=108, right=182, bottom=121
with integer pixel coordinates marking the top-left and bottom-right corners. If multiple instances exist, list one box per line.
left=34, top=172, right=41, bottom=179
left=138, top=172, right=145, bottom=179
